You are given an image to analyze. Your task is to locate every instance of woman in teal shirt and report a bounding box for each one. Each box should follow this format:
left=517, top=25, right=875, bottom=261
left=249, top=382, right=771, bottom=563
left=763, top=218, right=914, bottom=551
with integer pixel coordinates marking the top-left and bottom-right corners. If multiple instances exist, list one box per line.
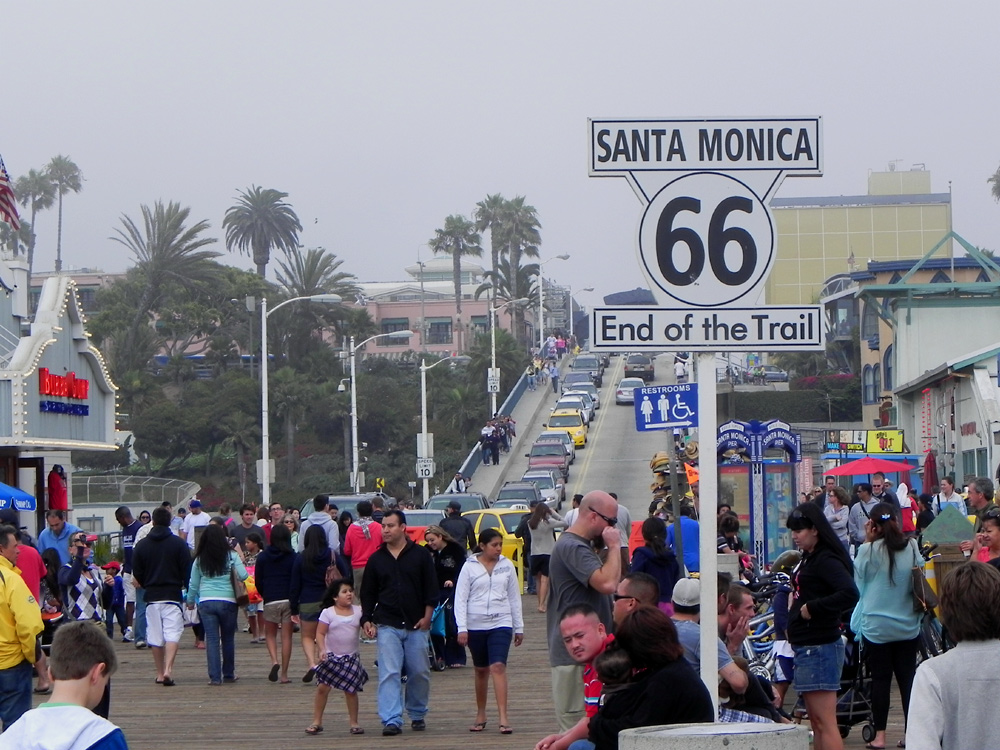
left=187, top=524, right=249, bottom=685
left=852, top=502, right=922, bottom=750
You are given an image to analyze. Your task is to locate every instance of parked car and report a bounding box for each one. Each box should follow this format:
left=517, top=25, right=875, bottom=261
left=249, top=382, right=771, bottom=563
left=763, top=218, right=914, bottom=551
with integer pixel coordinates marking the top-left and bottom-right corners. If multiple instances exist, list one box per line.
left=400, top=508, right=447, bottom=542
left=491, top=499, right=531, bottom=510
left=425, top=493, right=490, bottom=511
left=536, top=430, right=576, bottom=463
left=545, top=408, right=588, bottom=447
left=761, top=364, right=789, bottom=382
left=624, top=353, right=655, bottom=382
left=525, top=440, right=571, bottom=480
left=299, top=492, right=392, bottom=520
left=521, top=468, right=566, bottom=510
left=462, top=509, right=530, bottom=565
left=551, top=395, right=592, bottom=424
left=561, top=371, right=595, bottom=393
left=568, top=381, right=601, bottom=409
left=495, top=481, right=544, bottom=508
left=563, top=390, right=597, bottom=421
left=569, top=354, right=604, bottom=387
left=615, top=377, right=647, bottom=405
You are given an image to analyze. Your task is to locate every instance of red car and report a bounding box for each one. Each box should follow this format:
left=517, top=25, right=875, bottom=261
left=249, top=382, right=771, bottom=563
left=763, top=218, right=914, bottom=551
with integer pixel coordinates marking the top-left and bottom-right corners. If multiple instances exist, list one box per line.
left=525, top=440, right=570, bottom=480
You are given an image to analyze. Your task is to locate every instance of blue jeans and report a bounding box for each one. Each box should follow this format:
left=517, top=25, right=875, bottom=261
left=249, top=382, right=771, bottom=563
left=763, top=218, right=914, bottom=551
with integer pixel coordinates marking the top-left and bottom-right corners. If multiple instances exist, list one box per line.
left=198, top=600, right=238, bottom=683
left=568, top=741, right=595, bottom=750
left=134, top=587, right=147, bottom=642
left=0, top=659, right=32, bottom=730
left=376, top=626, right=431, bottom=727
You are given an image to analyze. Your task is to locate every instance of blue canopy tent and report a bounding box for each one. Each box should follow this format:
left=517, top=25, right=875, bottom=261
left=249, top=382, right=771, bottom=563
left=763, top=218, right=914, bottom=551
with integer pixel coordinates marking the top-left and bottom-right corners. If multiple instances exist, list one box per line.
left=0, top=482, right=36, bottom=512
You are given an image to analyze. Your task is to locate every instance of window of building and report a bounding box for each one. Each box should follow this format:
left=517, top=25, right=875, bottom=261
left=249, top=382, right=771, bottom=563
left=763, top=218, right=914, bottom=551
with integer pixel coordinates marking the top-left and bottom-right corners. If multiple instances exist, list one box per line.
left=861, top=301, right=879, bottom=339
left=378, top=318, right=410, bottom=346
left=77, top=517, right=103, bottom=534
left=863, top=365, right=875, bottom=404
left=883, top=346, right=893, bottom=391
left=873, top=364, right=881, bottom=401
left=470, top=316, right=488, bottom=335
left=929, top=270, right=952, bottom=284
left=427, top=318, right=453, bottom=345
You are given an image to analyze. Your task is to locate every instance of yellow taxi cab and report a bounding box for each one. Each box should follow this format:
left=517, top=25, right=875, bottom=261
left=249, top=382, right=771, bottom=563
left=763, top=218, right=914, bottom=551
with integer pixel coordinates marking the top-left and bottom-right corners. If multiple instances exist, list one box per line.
left=463, top=508, right=530, bottom=591
left=545, top=408, right=589, bottom=447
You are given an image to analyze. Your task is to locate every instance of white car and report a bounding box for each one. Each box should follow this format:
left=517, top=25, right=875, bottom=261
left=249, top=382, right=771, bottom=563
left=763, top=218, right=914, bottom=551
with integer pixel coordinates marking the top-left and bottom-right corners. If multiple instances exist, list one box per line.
left=550, top=396, right=592, bottom=424
left=537, top=430, right=576, bottom=463
left=569, top=381, right=601, bottom=410
left=615, top=377, right=647, bottom=405
left=562, top=390, right=597, bottom=422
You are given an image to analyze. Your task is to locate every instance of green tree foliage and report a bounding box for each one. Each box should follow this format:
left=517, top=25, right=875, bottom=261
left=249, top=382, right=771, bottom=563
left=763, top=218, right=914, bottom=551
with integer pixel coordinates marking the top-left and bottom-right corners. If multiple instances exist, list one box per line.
left=990, top=164, right=1000, bottom=203
left=224, top=186, right=302, bottom=277
left=14, top=168, right=55, bottom=276
left=429, top=214, right=482, bottom=316
left=45, top=155, right=83, bottom=273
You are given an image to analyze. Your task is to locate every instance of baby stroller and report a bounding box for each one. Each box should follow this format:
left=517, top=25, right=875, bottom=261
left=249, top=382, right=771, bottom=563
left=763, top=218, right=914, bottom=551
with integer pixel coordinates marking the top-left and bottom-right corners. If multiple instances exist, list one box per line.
left=428, top=601, right=448, bottom=672
left=794, top=636, right=876, bottom=742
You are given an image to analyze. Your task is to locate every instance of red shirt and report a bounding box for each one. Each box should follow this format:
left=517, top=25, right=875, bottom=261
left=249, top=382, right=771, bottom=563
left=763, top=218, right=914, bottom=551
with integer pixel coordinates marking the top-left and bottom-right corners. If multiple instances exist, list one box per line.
left=262, top=522, right=273, bottom=545
left=343, top=520, right=383, bottom=568
left=16, top=543, right=46, bottom=601
left=583, top=634, right=615, bottom=718
left=48, top=472, right=67, bottom=511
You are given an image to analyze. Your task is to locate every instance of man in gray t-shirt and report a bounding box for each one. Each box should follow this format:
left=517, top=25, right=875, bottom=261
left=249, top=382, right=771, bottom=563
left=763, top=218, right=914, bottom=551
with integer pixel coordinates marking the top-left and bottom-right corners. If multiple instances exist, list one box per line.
left=545, top=491, right=621, bottom=731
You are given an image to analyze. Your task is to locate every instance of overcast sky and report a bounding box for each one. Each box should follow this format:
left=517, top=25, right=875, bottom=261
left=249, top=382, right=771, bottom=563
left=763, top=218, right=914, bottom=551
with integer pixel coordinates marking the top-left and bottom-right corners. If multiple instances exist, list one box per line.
left=3, top=1, right=996, bottom=309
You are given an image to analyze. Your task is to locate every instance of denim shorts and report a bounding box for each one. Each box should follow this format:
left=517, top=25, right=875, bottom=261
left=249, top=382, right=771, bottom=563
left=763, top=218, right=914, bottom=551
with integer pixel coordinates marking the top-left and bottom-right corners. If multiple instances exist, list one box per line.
left=792, top=638, right=844, bottom=693
left=467, top=627, right=513, bottom=668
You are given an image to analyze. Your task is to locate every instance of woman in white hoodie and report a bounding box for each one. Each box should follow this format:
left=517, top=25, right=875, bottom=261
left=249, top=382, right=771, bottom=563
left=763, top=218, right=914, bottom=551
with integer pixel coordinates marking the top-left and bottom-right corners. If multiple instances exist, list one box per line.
left=454, top=528, right=524, bottom=735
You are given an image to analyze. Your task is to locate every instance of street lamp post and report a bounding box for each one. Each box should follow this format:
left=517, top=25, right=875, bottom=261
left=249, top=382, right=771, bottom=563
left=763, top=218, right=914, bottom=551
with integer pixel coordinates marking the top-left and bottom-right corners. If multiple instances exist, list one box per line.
left=490, top=298, right=530, bottom=416
left=538, top=254, right=570, bottom=355
left=419, top=354, right=455, bottom=501
left=260, top=293, right=342, bottom=506
left=342, top=330, right=414, bottom=493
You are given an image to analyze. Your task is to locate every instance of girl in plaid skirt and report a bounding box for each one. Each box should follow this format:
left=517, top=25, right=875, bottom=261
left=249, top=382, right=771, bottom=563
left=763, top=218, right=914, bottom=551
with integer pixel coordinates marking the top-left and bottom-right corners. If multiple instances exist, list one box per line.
left=305, top=579, right=369, bottom=735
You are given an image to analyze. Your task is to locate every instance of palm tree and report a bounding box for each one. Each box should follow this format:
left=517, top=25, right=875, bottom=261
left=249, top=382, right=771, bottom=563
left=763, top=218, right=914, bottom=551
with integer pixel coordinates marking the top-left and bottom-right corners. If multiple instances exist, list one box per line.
left=223, top=186, right=302, bottom=277
left=14, top=168, right=55, bottom=276
left=111, top=201, right=220, bottom=373
left=475, top=258, right=540, bottom=306
left=0, top=220, right=32, bottom=258
left=990, top=165, right=1000, bottom=202
left=45, top=155, right=83, bottom=273
left=276, top=246, right=359, bottom=300
left=270, top=367, right=311, bottom=483
left=474, top=193, right=508, bottom=301
left=221, top=412, right=259, bottom=501
left=429, top=215, right=483, bottom=316
left=500, top=197, right=541, bottom=342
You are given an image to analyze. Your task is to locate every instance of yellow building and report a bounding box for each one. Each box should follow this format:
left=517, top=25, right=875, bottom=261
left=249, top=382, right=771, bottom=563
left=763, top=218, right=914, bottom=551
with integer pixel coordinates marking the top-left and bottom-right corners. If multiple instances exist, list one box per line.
left=767, top=168, right=952, bottom=305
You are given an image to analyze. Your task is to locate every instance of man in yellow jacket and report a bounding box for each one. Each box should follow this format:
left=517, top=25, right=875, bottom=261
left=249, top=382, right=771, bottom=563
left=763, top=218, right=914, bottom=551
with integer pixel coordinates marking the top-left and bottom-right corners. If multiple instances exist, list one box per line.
left=0, top=523, right=43, bottom=730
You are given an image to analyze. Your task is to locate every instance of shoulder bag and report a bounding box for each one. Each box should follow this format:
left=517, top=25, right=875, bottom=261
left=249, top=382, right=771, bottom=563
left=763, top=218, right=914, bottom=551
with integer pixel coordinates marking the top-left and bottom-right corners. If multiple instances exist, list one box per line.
left=910, top=540, right=938, bottom=613
left=230, top=554, right=250, bottom=607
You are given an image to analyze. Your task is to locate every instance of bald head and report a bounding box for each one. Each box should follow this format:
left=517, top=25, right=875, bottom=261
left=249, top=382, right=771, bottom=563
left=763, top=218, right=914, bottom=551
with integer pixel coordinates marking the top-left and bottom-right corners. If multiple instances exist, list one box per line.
left=574, top=491, right=620, bottom=540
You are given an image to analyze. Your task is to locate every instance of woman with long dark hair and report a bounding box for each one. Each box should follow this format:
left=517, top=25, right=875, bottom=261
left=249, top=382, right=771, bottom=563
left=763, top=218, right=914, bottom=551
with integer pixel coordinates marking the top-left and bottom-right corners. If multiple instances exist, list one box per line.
left=423, top=525, right=467, bottom=669
left=527, top=502, right=565, bottom=613
left=786, top=502, right=859, bottom=750
left=291, top=524, right=333, bottom=682
left=256, top=522, right=298, bottom=684
left=852, top=502, right=922, bottom=750
left=630, top=516, right=680, bottom=616
left=586, top=606, right=714, bottom=749
left=186, top=523, right=248, bottom=685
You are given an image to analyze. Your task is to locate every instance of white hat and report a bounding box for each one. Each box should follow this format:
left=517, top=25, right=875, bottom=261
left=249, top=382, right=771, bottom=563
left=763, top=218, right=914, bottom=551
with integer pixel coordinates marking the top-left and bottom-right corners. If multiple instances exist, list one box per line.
left=671, top=577, right=701, bottom=608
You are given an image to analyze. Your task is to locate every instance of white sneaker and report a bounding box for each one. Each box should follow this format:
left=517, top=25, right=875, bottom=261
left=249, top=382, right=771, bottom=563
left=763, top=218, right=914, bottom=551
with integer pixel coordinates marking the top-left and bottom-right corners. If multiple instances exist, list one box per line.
left=122, top=627, right=134, bottom=643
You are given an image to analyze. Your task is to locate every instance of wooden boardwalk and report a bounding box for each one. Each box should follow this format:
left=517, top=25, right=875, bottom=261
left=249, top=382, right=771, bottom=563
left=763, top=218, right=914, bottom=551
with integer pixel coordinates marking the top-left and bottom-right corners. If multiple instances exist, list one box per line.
left=31, top=600, right=903, bottom=749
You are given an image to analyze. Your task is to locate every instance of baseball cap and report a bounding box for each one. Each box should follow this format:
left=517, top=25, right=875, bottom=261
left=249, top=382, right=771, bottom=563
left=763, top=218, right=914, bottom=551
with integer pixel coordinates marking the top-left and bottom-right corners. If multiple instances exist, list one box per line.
left=671, top=577, right=701, bottom=608
left=101, top=561, right=121, bottom=572
left=446, top=500, right=462, bottom=512
left=0, top=509, right=19, bottom=526
left=189, top=499, right=202, bottom=508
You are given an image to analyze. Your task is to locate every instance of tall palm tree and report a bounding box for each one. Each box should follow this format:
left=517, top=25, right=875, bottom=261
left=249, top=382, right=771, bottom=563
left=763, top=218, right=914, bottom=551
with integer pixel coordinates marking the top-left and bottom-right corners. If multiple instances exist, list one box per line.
left=223, top=185, right=302, bottom=277
left=45, top=155, right=83, bottom=273
left=474, top=258, right=539, bottom=306
left=14, top=168, right=55, bottom=276
left=429, top=214, right=482, bottom=316
left=474, top=193, right=508, bottom=302
left=0, top=220, right=32, bottom=258
left=500, top=196, right=542, bottom=343
left=990, top=165, right=1000, bottom=202
left=221, top=412, right=259, bottom=500
left=276, top=246, right=359, bottom=300
left=111, top=201, right=220, bottom=372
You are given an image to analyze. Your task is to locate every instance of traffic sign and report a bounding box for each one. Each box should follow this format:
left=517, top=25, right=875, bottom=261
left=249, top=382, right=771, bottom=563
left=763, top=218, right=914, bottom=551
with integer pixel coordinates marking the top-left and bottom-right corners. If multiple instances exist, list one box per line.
left=633, top=383, right=698, bottom=431
left=590, top=305, right=822, bottom=351
left=416, top=458, right=435, bottom=479
left=487, top=368, right=501, bottom=393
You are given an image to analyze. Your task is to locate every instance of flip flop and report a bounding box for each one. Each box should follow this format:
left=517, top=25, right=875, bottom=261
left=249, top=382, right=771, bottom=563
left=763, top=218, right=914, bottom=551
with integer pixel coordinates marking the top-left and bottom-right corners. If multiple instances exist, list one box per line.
left=469, top=721, right=487, bottom=732
left=499, top=725, right=513, bottom=735
left=304, top=725, right=324, bottom=735
left=350, top=727, right=365, bottom=735
left=161, top=677, right=175, bottom=687
left=268, top=664, right=279, bottom=682
left=302, top=667, right=316, bottom=683
left=33, top=686, right=52, bottom=695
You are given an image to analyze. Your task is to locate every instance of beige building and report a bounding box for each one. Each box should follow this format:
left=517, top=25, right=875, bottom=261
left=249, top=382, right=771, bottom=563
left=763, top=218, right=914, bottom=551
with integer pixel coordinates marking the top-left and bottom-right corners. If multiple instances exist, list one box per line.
left=768, top=167, right=952, bottom=305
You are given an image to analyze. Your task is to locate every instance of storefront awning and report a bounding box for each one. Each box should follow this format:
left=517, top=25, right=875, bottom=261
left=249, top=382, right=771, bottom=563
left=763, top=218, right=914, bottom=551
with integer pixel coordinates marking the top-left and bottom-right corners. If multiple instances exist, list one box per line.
left=0, top=483, right=36, bottom=512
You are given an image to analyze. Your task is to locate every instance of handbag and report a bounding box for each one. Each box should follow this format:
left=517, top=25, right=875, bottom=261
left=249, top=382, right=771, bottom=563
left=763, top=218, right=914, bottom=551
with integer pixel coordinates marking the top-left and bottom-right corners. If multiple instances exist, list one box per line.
left=910, top=542, right=938, bottom=613
left=324, top=551, right=340, bottom=588
left=231, top=558, right=250, bottom=607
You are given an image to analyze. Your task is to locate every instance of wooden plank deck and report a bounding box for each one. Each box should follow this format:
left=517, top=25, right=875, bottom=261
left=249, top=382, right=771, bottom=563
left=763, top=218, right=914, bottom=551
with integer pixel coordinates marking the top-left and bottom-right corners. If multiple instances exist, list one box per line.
left=30, top=599, right=903, bottom=749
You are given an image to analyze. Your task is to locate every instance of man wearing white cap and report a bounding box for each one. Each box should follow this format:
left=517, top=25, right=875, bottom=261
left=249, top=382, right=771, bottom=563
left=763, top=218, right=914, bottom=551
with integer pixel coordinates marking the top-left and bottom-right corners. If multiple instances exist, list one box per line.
left=670, top=577, right=747, bottom=696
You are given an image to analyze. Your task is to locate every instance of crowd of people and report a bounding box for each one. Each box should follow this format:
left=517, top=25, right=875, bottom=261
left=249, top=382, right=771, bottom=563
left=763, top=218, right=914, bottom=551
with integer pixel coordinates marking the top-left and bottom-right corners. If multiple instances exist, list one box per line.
left=2, top=477, right=997, bottom=749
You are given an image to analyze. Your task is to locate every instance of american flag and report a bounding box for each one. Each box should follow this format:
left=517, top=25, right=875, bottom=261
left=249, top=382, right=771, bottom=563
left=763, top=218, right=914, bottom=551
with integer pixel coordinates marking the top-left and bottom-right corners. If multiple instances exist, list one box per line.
left=0, top=155, right=20, bottom=231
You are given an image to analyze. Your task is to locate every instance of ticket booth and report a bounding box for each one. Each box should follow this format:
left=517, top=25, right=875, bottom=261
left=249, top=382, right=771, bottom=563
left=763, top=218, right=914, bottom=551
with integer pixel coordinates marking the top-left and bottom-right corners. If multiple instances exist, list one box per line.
left=717, top=419, right=802, bottom=565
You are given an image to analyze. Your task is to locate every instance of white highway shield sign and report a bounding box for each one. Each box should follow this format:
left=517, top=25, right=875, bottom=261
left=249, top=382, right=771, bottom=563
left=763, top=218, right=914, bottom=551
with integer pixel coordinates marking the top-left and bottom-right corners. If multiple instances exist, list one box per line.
left=634, top=383, right=698, bottom=431
left=591, top=305, right=823, bottom=352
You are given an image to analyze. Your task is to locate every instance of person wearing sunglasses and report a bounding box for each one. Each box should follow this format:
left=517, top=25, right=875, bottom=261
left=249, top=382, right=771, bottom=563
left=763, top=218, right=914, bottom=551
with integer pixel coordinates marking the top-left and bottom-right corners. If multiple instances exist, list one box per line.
left=546, top=491, right=621, bottom=733
left=785, top=502, right=858, bottom=750
left=852, top=502, right=922, bottom=750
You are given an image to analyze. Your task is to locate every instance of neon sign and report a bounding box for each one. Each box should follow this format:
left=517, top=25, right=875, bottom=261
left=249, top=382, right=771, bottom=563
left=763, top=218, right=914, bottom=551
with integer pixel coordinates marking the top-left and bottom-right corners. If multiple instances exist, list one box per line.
left=38, top=368, right=90, bottom=417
